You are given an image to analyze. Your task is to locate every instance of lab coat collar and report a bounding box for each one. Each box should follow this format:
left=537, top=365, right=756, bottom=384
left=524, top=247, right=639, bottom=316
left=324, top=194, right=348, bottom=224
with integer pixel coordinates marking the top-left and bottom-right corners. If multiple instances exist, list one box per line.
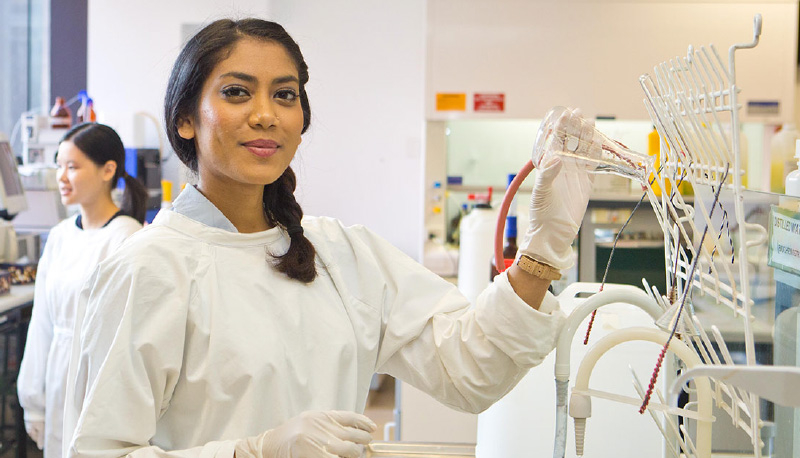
left=171, top=184, right=239, bottom=233
left=154, top=206, right=287, bottom=248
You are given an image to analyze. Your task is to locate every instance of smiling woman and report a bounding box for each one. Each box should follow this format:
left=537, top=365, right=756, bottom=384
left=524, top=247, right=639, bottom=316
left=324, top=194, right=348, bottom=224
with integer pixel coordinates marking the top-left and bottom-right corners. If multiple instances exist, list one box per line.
left=176, top=39, right=305, bottom=233
left=62, top=18, right=583, bottom=458
left=165, top=21, right=315, bottom=280
left=55, top=124, right=148, bottom=226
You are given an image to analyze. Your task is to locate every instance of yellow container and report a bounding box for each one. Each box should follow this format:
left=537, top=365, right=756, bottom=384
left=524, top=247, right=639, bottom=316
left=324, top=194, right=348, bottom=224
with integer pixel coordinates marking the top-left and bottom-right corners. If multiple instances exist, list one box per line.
left=679, top=179, right=693, bottom=196
left=647, top=128, right=669, bottom=196
left=161, top=179, right=173, bottom=203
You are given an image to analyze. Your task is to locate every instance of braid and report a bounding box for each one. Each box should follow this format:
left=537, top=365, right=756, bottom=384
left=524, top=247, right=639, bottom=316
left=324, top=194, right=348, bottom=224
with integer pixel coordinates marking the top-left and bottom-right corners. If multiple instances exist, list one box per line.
left=263, top=167, right=317, bottom=282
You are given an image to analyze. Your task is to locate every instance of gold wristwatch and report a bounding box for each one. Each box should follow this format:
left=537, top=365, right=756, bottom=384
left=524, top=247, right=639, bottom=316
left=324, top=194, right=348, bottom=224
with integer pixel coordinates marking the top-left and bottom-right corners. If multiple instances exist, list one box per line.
left=516, top=254, right=562, bottom=281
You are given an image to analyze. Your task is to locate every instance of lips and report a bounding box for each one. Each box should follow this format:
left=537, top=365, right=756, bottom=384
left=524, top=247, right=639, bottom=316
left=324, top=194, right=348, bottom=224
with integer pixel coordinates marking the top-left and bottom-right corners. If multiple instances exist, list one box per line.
left=243, top=139, right=280, bottom=158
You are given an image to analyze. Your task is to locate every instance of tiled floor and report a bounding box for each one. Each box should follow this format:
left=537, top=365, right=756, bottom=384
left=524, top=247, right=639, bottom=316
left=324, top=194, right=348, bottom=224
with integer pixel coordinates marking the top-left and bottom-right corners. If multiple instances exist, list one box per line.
left=363, top=375, right=396, bottom=441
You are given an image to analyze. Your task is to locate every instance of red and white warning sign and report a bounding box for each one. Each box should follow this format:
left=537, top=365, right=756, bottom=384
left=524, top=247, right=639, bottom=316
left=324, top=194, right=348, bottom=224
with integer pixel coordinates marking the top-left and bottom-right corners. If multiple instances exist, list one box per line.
left=473, top=93, right=505, bottom=112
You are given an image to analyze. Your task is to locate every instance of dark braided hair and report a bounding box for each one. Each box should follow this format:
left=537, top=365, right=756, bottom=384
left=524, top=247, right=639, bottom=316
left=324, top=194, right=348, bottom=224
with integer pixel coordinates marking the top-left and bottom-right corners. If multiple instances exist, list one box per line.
left=164, top=18, right=316, bottom=282
left=263, top=167, right=315, bottom=281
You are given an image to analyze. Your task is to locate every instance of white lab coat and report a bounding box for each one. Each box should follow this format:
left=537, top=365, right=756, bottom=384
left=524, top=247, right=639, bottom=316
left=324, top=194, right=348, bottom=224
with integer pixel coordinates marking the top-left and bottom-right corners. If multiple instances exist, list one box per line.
left=17, top=214, right=141, bottom=458
left=65, top=209, right=565, bottom=458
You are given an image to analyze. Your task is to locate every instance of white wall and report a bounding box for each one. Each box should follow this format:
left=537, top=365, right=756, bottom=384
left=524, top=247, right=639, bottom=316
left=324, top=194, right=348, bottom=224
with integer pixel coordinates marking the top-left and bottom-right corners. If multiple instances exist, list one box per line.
left=270, top=1, right=427, bottom=259
left=426, top=0, right=799, bottom=124
left=87, top=0, right=427, bottom=259
left=87, top=0, right=271, bottom=202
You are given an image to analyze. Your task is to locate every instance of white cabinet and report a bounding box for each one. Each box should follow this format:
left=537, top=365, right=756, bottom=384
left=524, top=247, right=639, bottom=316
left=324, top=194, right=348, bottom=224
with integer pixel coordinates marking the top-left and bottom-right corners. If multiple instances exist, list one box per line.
left=399, top=381, right=478, bottom=443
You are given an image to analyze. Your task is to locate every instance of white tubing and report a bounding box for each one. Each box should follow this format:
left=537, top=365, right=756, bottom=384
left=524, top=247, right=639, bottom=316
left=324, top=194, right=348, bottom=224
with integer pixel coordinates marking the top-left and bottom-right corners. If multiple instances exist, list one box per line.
left=552, top=379, right=569, bottom=458
left=573, top=327, right=713, bottom=458
left=555, top=285, right=663, bottom=380
left=551, top=284, right=663, bottom=457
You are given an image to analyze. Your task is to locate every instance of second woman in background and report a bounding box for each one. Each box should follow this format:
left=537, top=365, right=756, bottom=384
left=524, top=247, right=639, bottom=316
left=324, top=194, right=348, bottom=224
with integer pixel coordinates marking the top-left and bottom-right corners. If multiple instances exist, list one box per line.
left=16, top=123, right=147, bottom=458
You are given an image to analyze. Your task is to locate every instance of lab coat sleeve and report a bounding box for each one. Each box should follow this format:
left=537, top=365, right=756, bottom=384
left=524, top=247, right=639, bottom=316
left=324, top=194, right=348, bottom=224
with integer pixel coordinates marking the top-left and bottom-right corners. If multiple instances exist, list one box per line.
left=66, top=248, right=235, bottom=458
left=17, top=230, right=55, bottom=423
left=343, top=224, right=566, bottom=414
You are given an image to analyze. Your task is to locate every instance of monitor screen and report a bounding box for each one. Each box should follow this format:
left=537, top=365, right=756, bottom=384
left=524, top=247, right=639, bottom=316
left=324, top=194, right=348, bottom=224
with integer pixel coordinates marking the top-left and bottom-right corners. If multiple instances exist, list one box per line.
left=0, top=141, right=23, bottom=197
left=0, top=139, right=27, bottom=217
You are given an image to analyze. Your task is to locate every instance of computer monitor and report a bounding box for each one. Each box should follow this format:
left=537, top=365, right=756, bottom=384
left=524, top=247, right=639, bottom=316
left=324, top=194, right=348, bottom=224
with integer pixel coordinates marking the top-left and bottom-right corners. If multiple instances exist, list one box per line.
left=0, top=134, right=28, bottom=219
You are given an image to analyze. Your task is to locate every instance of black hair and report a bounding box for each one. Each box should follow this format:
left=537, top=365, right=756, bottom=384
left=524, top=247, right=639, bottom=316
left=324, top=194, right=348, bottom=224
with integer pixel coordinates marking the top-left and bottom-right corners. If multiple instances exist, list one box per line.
left=61, top=123, right=147, bottom=224
left=164, top=18, right=316, bottom=282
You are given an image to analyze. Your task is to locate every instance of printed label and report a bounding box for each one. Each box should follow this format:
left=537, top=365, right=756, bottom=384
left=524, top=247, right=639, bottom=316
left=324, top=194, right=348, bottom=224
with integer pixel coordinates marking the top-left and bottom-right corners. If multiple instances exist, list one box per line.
left=473, top=93, right=505, bottom=112
left=768, top=205, right=800, bottom=275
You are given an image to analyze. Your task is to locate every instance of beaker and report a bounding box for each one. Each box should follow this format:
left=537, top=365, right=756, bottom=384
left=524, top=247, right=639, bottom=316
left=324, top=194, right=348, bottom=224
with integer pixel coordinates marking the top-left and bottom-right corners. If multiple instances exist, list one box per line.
left=532, top=106, right=654, bottom=184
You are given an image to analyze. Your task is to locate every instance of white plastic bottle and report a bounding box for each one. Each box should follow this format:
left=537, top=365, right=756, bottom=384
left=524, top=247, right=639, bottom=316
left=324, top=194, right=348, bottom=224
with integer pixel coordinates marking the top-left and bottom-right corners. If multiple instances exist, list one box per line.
left=772, top=124, right=800, bottom=193
left=785, top=140, right=800, bottom=198
left=457, top=200, right=497, bottom=305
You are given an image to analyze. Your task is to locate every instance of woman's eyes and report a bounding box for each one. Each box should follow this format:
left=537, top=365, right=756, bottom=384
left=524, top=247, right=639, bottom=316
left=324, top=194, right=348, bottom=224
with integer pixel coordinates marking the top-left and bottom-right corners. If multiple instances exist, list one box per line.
left=221, top=86, right=250, bottom=99
left=220, top=86, right=299, bottom=103
left=275, top=89, right=299, bottom=103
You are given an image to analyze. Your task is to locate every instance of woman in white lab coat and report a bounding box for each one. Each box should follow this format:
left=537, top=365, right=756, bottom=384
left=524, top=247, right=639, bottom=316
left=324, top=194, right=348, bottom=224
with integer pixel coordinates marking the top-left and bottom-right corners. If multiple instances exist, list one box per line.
left=64, top=19, right=595, bottom=458
left=17, top=123, right=146, bottom=458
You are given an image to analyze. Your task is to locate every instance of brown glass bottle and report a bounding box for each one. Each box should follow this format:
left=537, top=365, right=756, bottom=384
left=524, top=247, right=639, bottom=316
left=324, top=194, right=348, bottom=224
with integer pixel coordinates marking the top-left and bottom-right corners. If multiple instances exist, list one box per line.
left=490, top=215, right=518, bottom=279
left=490, top=173, right=519, bottom=279
left=50, top=96, right=72, bottom=129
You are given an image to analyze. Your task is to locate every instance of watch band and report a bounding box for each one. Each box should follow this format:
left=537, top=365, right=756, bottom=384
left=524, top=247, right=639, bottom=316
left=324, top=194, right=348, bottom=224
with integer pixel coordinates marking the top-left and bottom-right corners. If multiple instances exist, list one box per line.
left=517, top=254, right=562, bottom=281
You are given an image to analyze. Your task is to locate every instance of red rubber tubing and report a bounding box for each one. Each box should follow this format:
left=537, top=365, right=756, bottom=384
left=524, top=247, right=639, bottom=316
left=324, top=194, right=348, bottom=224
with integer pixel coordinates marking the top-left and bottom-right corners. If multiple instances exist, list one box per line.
left=495, top=159, right=535, bottom=273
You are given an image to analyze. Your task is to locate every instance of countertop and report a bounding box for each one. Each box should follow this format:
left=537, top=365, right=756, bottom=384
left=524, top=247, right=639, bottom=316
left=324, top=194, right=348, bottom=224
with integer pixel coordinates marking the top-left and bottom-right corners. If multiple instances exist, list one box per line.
left=0, top=283, right=34, bottom=316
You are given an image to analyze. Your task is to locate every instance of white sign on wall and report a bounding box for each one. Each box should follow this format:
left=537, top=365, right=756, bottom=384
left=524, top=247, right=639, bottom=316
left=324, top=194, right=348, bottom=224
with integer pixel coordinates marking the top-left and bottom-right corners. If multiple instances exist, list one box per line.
left=768, top=205, right=800, bottom=275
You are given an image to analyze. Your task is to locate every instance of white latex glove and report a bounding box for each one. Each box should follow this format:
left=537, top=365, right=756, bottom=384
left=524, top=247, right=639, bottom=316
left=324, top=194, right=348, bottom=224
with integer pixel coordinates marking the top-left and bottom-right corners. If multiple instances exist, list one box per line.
left=25, top=420, right=44, bottom=450
left=234, top=410, right=377, bottom=458
left=520, top=109, right=596, bottom=270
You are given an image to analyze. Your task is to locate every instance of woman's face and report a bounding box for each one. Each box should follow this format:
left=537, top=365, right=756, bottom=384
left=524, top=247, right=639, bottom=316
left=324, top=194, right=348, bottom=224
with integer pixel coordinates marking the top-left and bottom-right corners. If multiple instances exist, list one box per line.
left=55, top=141, right=116, bottom=207
left=178, top=37, right=304, bottom=189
